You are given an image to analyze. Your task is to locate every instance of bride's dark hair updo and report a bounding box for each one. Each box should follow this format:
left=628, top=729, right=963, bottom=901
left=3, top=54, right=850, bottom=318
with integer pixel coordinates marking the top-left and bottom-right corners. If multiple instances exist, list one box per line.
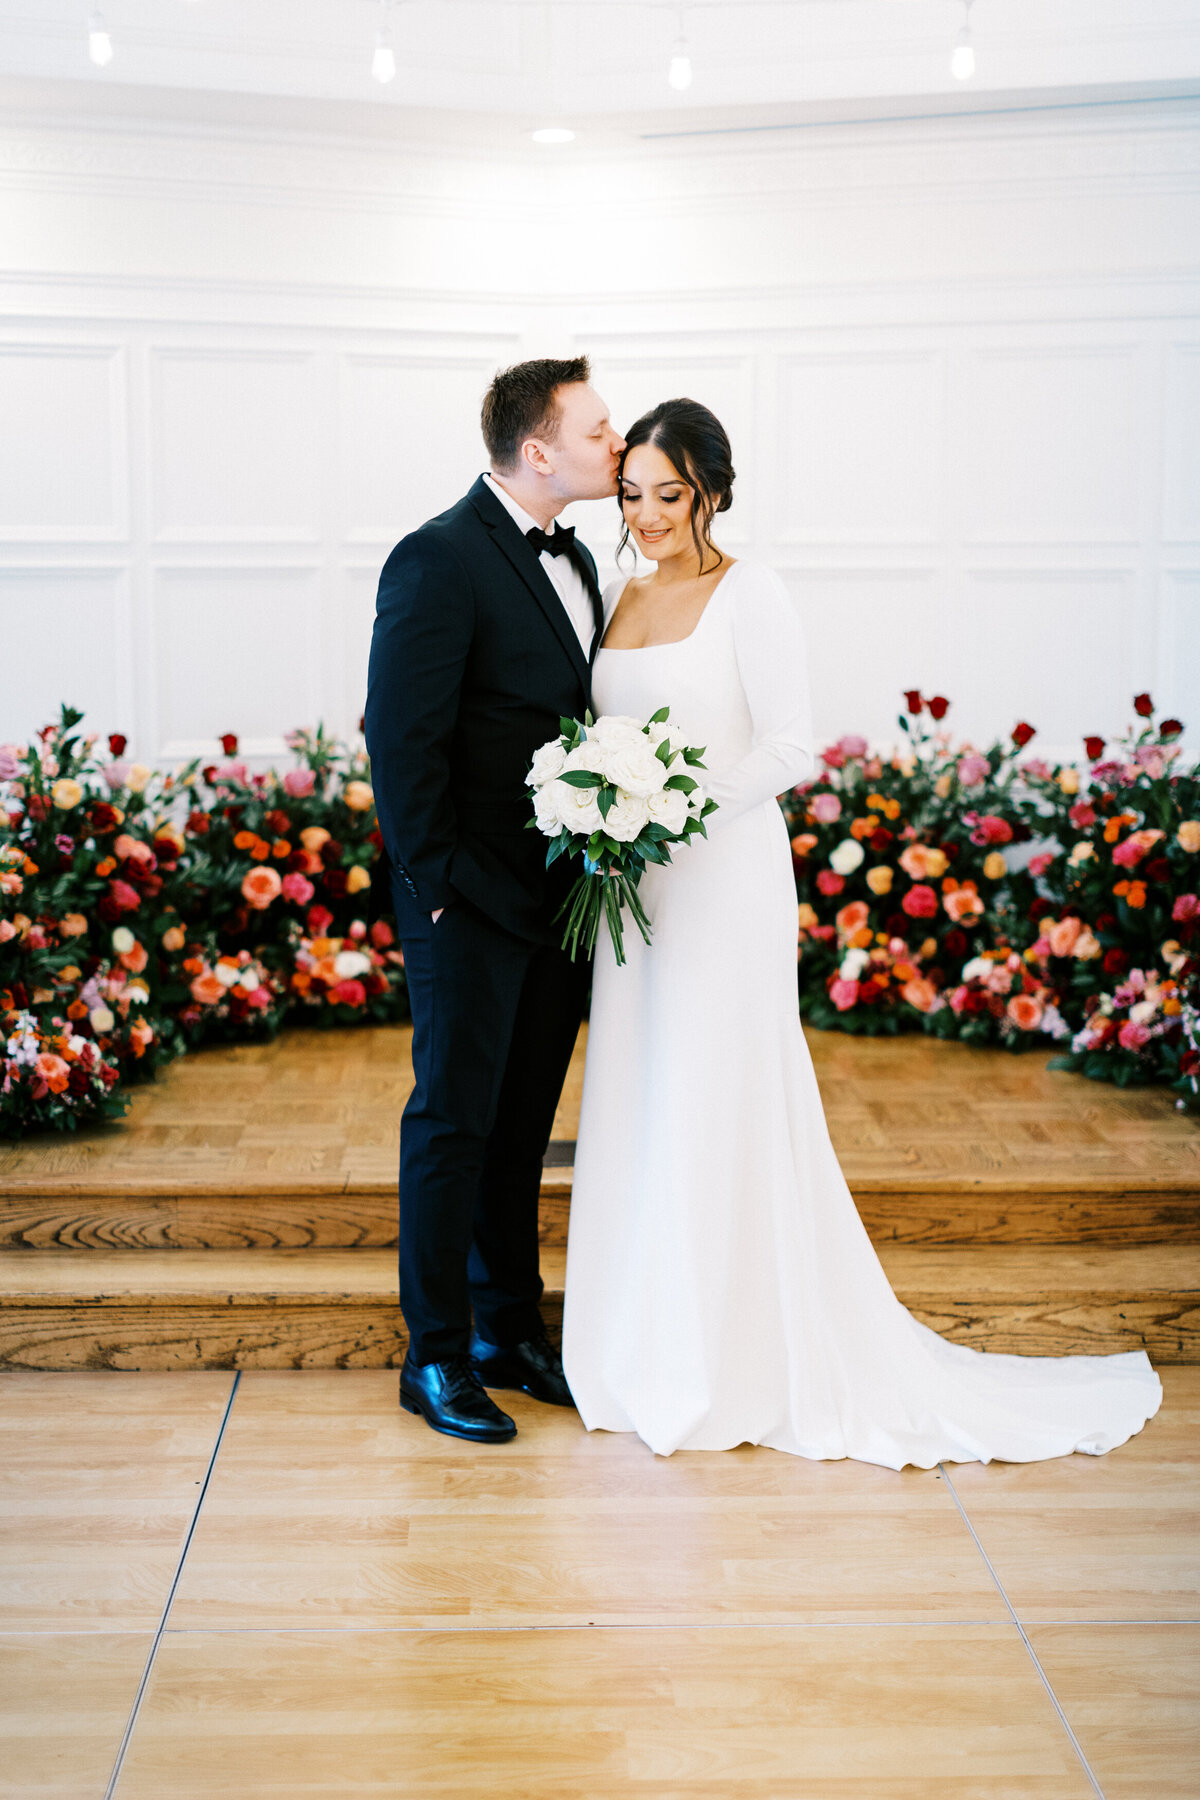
left=617, top=397, right=735, bottom=575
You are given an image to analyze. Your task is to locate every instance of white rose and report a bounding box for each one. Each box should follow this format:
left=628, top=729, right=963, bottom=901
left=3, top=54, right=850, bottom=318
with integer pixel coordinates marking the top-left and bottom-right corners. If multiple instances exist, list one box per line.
left=214, top=962, right=241, bottom=988
left=839, top=947, right=870, bottom=981
left=527, top=739, right=567, bottom=788
left=598, top=738, right=666, bottom=799
left=111, top=926, right=135, bottom=954
left=587, top=715, right=648, bottom=748
left=686, top=781, right=708, bottom=815
left=556, top=780, right=604, bottom=838
left=333, top=950, right=370, bottom=980
left=602, top=791, right=651, bottom=843
left=829, top=838, right=865, bottom=876
left=126, top=981, right=150, bottom=1005
left=1069, top=842, right=1095, bottom=865
left=562, top=742, right=606, bottom=778
left=235, top=969, right=261, bottom=993
left=88, top=1005, right=115, bottom=1033
left=1128, top=999, right=1156, bottom=1026
left=533, top=783, right=566, bottom=836
left=646, top=787, right=689, bottom=835
left=961, top=957, right=991, bottom=984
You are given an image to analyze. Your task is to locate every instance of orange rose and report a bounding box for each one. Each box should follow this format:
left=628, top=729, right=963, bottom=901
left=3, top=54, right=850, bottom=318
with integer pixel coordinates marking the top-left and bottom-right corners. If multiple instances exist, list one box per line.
left=944, top=883, right=984, bottom=923
left=271, top=838, right=292, bottom=859
left=241, top=866, right=282, bottom=910
left=162, top=926, right=186, bottom=952
left=902, top=976, right=939, bottom=1013
left=1126, top=881, right=1147, bottom=909
left=1047, top=917, right=1081, bottom=957
left=300, top=827, right=330, bottom=852
left=95, top=857, right=116, bottom=878
left=189, top=971, right=225, bottom=1005
left=850, top=816, right=875, bottom=841
left=60, top=913, right=89, bottom=937
left=1006, top=994, right=1044, bottom=1031
left=35, top=1053, right=70, bottom=1093
left=836, top=901, right=870, bottom=938
left=233, top=830, right=257, bottom=851
left=346, top=865, right=371, bottom=894
left=118, top=940, right=149, bottom=973
left=250, top=839, right=271, bottom=861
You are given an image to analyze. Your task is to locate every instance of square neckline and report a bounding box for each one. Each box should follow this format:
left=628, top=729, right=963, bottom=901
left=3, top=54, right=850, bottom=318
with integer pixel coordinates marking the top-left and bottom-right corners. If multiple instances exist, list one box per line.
left=597, top=561, right=740, bottom=653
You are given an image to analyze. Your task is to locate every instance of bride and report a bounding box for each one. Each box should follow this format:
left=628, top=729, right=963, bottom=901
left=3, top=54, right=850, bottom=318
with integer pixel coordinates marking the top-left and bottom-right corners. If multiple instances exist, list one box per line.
left=560, top=397, right=1162, bottom=1470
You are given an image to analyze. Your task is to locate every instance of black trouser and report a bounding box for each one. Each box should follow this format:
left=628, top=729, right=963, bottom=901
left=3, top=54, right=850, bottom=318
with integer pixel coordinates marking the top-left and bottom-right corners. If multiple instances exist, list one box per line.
left=397, top=899, right=589, bottom=1366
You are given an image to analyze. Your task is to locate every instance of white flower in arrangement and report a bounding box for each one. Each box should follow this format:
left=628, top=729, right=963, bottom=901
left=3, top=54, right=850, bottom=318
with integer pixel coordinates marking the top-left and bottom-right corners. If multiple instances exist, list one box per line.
left=215, top=961, right=242, bottom=988
left=235, top=969, right=261, bottom=993
left=647, top=786, right=689, bottom=834
left=829, top=838, right=865, bottom=876
left=5, top=1014, right=40, bottom=1066
left=1069, top=841, right=1095, bottom=865
left=839, top=946, right=871, bottom=981
left=333, top=950, right=371, bottom=981
left=526, top=739, right=568, bottom=788
left=88, top=1005, right=115, bottom=1034
left=961, top=956, right=992, bottom=984
left=526, top=705, right=717, bottom=964
left=111, top=926, right=135, bottom=954
left=125, top=981, right=150, bottom=1006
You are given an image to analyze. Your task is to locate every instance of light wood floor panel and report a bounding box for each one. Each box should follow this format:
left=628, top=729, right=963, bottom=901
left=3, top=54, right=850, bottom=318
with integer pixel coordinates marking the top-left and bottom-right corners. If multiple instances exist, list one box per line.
left=1025, top=1623, right=1200, bottom=1799
left=165, top=1372, right=1008, bottom=1629
left=0, top=1631, right=149, bottom=1798
left=946, top=1365, right=1200, bottom=1621
left=0, top=1371, right=230, bottom=1629
left=117, top=1624, right=1095, bottom=1798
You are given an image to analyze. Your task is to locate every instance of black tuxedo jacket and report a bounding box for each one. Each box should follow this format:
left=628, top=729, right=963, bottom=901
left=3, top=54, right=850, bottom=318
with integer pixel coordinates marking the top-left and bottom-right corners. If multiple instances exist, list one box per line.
left=364, top=476, right=602, bottom=944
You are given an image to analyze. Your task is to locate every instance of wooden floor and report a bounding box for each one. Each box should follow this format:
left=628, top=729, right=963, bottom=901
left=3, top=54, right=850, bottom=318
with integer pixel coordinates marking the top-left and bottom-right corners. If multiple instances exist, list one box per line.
left=1, top=1366, right=1197, bottom=1797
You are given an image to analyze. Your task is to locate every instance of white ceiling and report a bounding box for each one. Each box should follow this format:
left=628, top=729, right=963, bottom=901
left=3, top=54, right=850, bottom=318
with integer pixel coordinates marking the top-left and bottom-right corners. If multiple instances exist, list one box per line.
left=1, top=0, right=1199, bottom=150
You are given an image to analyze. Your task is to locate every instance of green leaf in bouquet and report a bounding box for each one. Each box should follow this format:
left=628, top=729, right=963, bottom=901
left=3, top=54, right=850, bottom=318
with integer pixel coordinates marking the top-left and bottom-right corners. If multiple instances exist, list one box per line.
left=584, top=709, right=595, bottom=727
left=642, top=822, right=672, bottom=842
left=654, top=739, right=673, bottom=766
left=545, top=830, right=572, bottom=868
left=664, top=773, right=699, bottom=794
left=648, top=706, right=670, bottom=724
left=559, top=716, right=578, bottom=740
left=597, top=785, right=617, bottom=820
left=682, top=747, right=707, bottom=766
left=558, top=768, right=603, bottom=789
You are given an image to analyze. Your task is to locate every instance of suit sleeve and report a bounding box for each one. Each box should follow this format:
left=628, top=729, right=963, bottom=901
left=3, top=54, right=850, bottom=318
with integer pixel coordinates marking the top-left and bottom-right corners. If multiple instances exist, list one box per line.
left=702, top=566, right=814, bottom=827
left=364, top=530, right=474, bottom=912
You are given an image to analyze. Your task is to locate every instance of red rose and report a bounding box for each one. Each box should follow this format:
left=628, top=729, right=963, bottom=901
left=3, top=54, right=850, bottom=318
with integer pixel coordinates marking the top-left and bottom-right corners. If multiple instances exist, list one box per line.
left=202, top=765, right=217, bottom=784
left=1160, top=718, right=1184, bottom=739
left=1084, top=736, right=1105, bottom=762
left=321, top=838, right=344, bottom=865
left=815, top=869, right=845, bottom=896
left=1028, top=897, right=1053, bottom=921
left=1095, top=911, right=1117, bottom=932
left=1102, top=947, right=1128, bottom=975
left=869, top=828, right=893, bottom=852
left=1144, top=858, right=1170, bottom=883
left=1011, top=721, right=1036, bottom=748
left=331, top=978, right=367, bottom=1007
left=1133, top=693, right=1153, bottom=717
left=927, top=696, right=950, bottom=720
left=369, top=920, right=394, bottom=948
left=27, top=794, right=48, bottom=821
left=901, top=883, right=938, bottom=919
left=324, top=869, right=349, bottom=899
left=903, top=689, right=923, bottom=714
left=68, top=1065, right=91, bottom=1097
left=307, top=904, right=334, bottom=935
left=358, top=715, right=366, bottom=735
left=264, top=809, right=291, bottom=836
left=1182, top=1049, right=1200, bottom=1078
left=220, top=732, right=239, bottom=755
left=108, top=733, right=127, bottom=757
left=99, top=1063, right=119, bottom=1089
left=858, top=978, right=884, bottom=1003
left=944, top=927, right=968, bottom=958
left=187, top=810, right=211, bottom=835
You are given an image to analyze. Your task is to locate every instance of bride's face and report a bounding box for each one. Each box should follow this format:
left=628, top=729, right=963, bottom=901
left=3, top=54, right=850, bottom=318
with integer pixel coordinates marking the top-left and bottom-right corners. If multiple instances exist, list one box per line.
left=619, top=442, right=696, bottom=562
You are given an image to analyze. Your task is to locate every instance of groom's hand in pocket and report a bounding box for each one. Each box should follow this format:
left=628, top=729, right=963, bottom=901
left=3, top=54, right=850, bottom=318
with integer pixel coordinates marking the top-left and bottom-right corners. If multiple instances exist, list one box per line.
left=431, top=909, right=444, bottom=923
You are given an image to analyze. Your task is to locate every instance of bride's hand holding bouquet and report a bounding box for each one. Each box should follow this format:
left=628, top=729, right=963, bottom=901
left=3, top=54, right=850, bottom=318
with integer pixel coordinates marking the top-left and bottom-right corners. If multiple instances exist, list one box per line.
left=527, top=707, right=716, bottom=964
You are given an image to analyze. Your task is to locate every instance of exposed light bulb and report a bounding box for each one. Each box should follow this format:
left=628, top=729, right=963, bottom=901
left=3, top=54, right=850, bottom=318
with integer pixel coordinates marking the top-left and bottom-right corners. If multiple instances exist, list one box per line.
left=531, top=127, right=575, bottom=145
left=372, top=29, right=396, bottom=83
left=88, top=9, right=113, bottom=67
left=668, top=40, right=693, bottom=91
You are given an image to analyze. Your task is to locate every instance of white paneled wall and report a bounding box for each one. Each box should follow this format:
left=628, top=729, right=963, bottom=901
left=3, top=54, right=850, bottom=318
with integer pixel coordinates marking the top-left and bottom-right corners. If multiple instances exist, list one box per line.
left=1, top=100, right=1198, bottom=765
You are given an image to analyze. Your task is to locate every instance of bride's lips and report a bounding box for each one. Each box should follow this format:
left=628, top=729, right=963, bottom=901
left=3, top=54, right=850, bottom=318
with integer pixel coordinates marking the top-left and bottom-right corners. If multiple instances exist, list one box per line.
left=637, top=527, right=670, bottom=543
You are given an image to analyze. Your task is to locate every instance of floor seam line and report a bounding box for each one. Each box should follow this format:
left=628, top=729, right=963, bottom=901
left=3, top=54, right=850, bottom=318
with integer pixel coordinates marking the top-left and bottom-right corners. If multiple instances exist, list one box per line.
left=103, top=1371, right=241, bottom=1800
left=937, top=1461, right=1106, bottom=1800
left=153, top=1617, right=1010, bottom=1636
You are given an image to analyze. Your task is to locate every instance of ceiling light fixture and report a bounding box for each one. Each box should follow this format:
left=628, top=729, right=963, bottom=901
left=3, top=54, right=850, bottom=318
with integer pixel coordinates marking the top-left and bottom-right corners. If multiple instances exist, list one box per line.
left=87, top=8, right=113, bottom=67
left=372, top=1, right=396, bottom=84
left=531, top=126, right=575, bottom=145
left=667, top=7, right=692, bottom=91
left=951, top=0, right=975, bottom=80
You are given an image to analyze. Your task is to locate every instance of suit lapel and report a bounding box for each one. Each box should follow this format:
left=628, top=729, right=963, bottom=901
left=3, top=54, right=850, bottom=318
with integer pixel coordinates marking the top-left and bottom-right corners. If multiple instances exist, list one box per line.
left=468, top=477, right=591, bottom=693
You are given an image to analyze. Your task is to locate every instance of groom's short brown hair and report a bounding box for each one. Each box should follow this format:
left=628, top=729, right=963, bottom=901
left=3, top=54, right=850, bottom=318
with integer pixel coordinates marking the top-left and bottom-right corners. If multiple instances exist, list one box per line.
left=482, top=356, right=591, bottom=472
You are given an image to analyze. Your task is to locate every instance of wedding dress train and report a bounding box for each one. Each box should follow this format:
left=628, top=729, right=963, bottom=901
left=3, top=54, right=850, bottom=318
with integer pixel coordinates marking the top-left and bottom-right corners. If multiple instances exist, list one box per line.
left=560, top=561, right=1162, bottom=1469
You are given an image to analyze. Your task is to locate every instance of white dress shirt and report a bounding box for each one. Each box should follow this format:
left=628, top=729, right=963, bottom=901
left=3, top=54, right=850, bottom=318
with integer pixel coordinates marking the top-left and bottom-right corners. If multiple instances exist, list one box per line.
left=483, top=473, right=595, bottom=657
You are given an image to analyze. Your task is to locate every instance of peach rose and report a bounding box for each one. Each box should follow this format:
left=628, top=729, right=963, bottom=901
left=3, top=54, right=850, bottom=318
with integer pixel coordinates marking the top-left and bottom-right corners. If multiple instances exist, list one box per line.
left=899, top=844, right=928, bottom=880
left=797, top=903, right=819, bottom=931
left=836, top=901, right=870, bottom=938
left=36, top=1052, right=71, bottom=1092
left=944, top=883, right=984, bottom=923
left=1177, top=821, right=1200, bottom=853
left=1047, top=916, right=1082, bottom=957
left=300, top=827, right=330, bottom=852
left=923, top=848, right=948, bottom=879
left=161, top=925, right=186, bottom=952
left=982, top=851, right=1007, bottom=881
left=189, top=971, right=225, bottom=1005
left=901, top=976, right=939, bottom=1013
left=51, top=777, right=83, bottom=810
left=1006, top=994, right=1044, bottom=1032
left=118, top=940, right=149, bottom=973
left=88, top=1004, right=115, bottom=1033
left=60, top=913, right=89, bottom=937
left=346, top=865, right=371, bottom=894
left=865, top=865, right=894, bottom=896
left=241, top=866, right=282, bottom=909
left=342, top=781, right=374, bottom=812
left=113, top=833, right=153, bottom=863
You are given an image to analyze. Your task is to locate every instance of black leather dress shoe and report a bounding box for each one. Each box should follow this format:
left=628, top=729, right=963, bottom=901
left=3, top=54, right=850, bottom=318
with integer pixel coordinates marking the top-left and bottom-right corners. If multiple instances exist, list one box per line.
left=399, top=1353, right=517, bottom=1443
left=468, top=1329, right=574, bottom=1407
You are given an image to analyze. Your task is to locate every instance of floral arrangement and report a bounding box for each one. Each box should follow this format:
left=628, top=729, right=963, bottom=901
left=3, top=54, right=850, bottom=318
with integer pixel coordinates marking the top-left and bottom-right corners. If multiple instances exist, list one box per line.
left=0, top=708, right=407, bottom=1136
left=783, top=690, right=1199, bottom=1106
left=527, top=708, right=714, bottom=963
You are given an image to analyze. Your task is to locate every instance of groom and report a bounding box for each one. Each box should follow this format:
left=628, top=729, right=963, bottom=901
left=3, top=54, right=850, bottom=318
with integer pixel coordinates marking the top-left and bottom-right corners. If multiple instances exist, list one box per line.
left=364, top=357, right=625, bottom=1443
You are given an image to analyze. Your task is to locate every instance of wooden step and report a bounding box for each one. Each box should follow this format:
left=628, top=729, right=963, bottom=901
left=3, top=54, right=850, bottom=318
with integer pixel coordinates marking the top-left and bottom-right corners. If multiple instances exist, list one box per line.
left=1, top=1246, right=1195, bottom=1371
left=3, top=1167, right=1197, bottom=1251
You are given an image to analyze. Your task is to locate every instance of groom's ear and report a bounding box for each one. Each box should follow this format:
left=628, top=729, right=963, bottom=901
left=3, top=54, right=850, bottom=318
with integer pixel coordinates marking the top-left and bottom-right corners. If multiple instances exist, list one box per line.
left=519, top=436, right=555, bottom=477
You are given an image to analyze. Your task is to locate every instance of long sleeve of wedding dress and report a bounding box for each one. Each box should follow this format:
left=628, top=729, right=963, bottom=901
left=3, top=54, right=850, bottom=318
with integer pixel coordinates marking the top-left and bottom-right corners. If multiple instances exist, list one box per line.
left=702, top=566, right=814, bottom=824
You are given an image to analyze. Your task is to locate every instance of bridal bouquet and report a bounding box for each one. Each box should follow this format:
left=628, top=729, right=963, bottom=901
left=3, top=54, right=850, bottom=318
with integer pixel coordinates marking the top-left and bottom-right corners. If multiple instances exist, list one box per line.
left=527, top=708, right=716, bottom=964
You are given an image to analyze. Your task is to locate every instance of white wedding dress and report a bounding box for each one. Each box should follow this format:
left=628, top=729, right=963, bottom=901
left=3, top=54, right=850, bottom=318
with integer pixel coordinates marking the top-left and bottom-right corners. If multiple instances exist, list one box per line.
left=561, top=561, right=1163, bottom=1469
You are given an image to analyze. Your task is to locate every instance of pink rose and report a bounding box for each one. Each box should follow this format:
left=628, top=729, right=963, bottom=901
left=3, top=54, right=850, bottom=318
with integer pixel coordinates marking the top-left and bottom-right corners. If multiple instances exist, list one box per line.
left=1020, top=759, right=1053, bottom=782
left=1069, top=801, right=1097, bottom=829
left=816, top=869, right=845, bottom=896
left=1028, top=852, right=1055, bottom=878
left=1118, top=1020, right=1150, bottom=1050
left=820, top=746, right=846, bottom=770
left=957, top=753, right=989, bottom=787
left=0, top=746, right=20, bottom=780
left=1047, top=916, right=1082, bottom=957
left=103, top=761, right=129, bottom=789
left=283, top=768, right=316, bottom=797
left=1173, top=893, right=1199, bottom=923
left=307, top=904, right=334, bottom=936
left=281, top=872, right=315, bottom=904
left=837, top=734, right=868, bottom=759
left=1112, top=829, right=1163, bottom=869
left=948, top=984, right=969, bottom=1015
left=110, top=879, right=141, bottom=911
left=811, top=793, right=842, bottom=824
left=331, top=978, right=367, bottom=1007
left=901, top=883, right=938, bottom=919
left=966, top=813, right=1013, bottom=847
left=830, top=978, right=859, bottom=1011
left=369, top=920, right=395, bottom=948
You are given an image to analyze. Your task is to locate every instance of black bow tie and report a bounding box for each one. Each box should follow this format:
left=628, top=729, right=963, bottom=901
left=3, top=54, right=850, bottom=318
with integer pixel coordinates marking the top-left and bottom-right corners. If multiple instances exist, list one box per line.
left=526, top=523, right=577, bottom=559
